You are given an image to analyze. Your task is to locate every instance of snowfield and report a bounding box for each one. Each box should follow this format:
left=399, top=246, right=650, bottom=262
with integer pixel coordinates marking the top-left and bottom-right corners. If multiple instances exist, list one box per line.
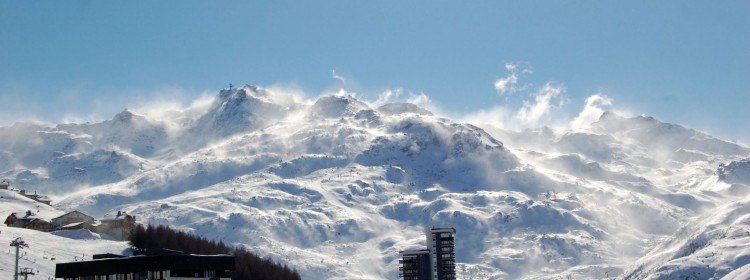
left=1, top=85, right=749, bottom=279
left=0, top=189, right=129, bottom=280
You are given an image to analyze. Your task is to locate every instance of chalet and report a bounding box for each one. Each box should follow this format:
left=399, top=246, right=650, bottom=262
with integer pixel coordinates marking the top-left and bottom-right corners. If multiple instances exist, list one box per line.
left=19, top=190, right=52, bottom=205
left=96, top=211, right=137, bottom=240
left=61, top=221, right=97, bottom=232
left=35, top=195, right=52, bottom=205
left=52, top=210, right=96, bottom=228
left=3, top=213, right=18, bottom=226
left=4, top=210, right=36, bottom=228
left=55, top=253, right=235, bottom=280
left=0, top=179, right=9, bottom=190
left=23, top=218, right=55, bottom=232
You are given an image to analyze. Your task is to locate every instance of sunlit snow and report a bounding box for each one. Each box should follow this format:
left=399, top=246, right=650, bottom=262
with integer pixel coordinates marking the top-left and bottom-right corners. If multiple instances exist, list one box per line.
left=1, top=85, right=749, bottom=279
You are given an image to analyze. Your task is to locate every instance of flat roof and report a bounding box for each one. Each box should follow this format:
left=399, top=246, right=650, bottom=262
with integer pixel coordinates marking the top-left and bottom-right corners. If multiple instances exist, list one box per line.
left=399, top=249, right=430, bottom=256
left=430, top=227, right=456, bottom=234
left=55, top=254, right=235, bottom=278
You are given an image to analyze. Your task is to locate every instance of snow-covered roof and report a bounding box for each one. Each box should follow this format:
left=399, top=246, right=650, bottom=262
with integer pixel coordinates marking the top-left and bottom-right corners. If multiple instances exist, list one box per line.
left=61, top=221, right=87, bottom=228
left=52, top=210, right=94, bottom=221
left=9, top=211, right=36, bottom=220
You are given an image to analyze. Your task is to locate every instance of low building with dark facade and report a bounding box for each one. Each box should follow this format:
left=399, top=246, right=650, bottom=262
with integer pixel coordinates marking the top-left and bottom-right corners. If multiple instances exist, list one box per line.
left=55, top=253, right=235, bottom=280
left=23, top=218, right=55, bottom=232
left=4, top=211, right=38, bottom=228
left=399, top=249, right=431, bottom=280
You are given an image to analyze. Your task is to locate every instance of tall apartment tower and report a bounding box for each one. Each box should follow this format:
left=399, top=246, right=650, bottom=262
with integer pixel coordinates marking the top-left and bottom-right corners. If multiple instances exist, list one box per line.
left=426, top=227, right=456, bottom=280
left=398, top=227, right=456, bottom=280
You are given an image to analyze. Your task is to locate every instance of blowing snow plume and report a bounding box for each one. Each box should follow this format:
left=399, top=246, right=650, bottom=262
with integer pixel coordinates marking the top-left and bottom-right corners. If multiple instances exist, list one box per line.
left=2, top=81, right=750, bottom=280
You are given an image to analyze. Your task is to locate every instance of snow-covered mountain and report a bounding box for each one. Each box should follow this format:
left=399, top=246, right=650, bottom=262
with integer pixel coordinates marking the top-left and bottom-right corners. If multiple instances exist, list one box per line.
left=1, top=85, right=749, bottom=279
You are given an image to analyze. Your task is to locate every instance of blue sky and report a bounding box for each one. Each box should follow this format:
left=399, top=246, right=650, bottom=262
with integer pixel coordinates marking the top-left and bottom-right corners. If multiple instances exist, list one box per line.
left=1, top=1, right=748, bottom=142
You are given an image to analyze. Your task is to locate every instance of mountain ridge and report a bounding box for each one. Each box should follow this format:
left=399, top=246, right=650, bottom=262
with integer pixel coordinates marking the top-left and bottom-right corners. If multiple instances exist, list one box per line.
left=1, top=87, right=749, bottom=279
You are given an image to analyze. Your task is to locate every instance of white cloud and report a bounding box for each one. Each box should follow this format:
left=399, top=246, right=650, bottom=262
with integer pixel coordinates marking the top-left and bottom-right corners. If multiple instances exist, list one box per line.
left=462, top=106, right=513, bottom=130
left=332, top=69, right=346, bottom=84
left=462, top=63, right=572, bottom=130
left=366, top=88, right=434, bottom=111
left=405, top=92, right=432, bottom=108
left=461, top=83, right=566, bottom=130
left=515, top=82, right=566, bottom=127
left=494, top=62, right=532, bottom=95
left=570, top=94, right=613, bottom=129
left=373, top=88, right=403, bottom=106
left=494, top=74, right=518, bottom=95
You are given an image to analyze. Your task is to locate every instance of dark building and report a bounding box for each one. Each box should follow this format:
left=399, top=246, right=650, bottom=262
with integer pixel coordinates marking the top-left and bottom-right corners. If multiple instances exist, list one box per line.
left=398, top=227, right=457, bottom=280
left=55, top=253, right=235, bottom=280
left=23, top=218, right=55, bottom=232
left=399, top=249, right=431, bottom=280
left=427, top=228, right=456, bottom=280
left=4, top=211, right=39, bottom=228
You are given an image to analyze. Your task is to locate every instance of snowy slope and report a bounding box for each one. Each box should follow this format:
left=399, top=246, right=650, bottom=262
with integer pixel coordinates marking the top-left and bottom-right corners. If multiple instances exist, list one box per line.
left=1, top=85, right=750, bottom=279
left=618, top=161, right=750, bottom=280
left=620, top=194, right=750, bottom=280
left=0, top=226, right=130, bottom=280
left=0, top=189, right=129, bottom=280
left=1, top=189, right=65, bottom=223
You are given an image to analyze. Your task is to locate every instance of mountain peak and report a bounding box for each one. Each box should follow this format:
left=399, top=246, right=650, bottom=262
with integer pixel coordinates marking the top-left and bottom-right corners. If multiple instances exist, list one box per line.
left=377, top=102, right=433, bottom=116
left=108, top=109, right=152, bottom=128
left=189, top=85, right=289, bottom=138
left=598, top=111, right=623, bottom=122
left=718, top=159, right=750, bottom=184
left=590, top=111, right=750, bottom=157
left=113, top=109, right=136, bottom=123
left=308, top=94, right=371, bottom=119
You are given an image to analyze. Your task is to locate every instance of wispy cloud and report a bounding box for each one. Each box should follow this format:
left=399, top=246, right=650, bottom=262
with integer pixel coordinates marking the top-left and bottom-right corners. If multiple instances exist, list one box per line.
left=494, top=62, right=532, bottom=95
left=494, top=73, right=518, bottom=95
left=369, top=88, right=434, bottom=112
left=515, top=82, right=566, bottom=126
left=332, top=69, right=346, bottom=84
left=56, top=85, right=211, bottom=126
left=462, top=106, right=514, bottom=130
left=405, top=92, right=432, bottom=108
left=464, top=62, right=568, bottom=130
left=570, top=94, right=613, bottom=129
left=461, top=83, right=566, bottom=130
left=374, top=88, right=403, bottom=106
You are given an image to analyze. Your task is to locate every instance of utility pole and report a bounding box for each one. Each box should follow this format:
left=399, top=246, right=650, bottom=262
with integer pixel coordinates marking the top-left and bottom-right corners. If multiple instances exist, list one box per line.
left=10, top=237, right=29, bottom=280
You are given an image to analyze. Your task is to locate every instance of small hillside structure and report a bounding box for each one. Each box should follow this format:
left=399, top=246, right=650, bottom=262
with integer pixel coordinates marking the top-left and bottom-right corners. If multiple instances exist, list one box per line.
left=19, top=190, right=52, bottom=205
left=35, top=195, right=52, bottom=205
left=3, top=213, right=19, bottom=226
left=61, top=221, right=97, bottom=232
left=4, top=210, right=37, bottom=228
left=23, top=218, right=55, bottom=232
left=0, top=179, right=9, bottom=190
left=96, top=211, right=137, bottom=240
left=52, top=210, right=96, bottom=228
